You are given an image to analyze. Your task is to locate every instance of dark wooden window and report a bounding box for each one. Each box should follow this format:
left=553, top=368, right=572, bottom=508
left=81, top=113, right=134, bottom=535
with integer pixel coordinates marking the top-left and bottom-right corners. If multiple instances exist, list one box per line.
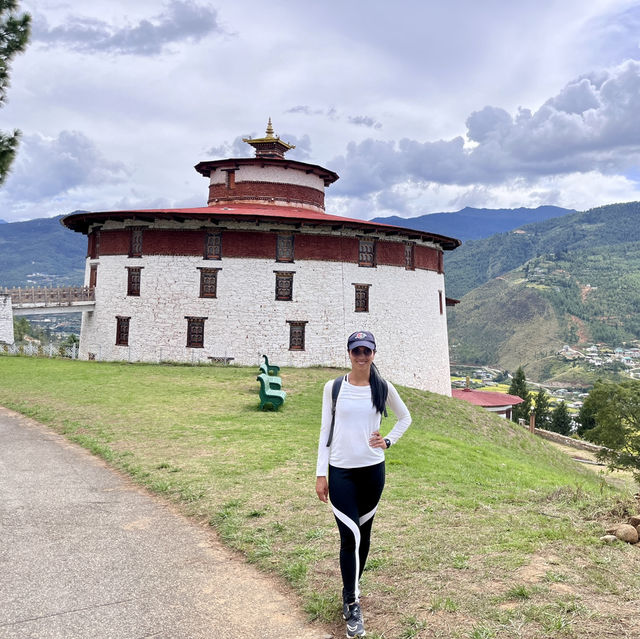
left=276, top=234, right=295, bottom=262
left=129, top=227, right=143, bottom=257
left=405, top=243, right=415, bottom=270
left=115, top=316, right=130, bottom=346
left=89, top=264, right=98, bottom=289
left=354, top=284, right=370, bottom=312
left=438, top=250, right=444, bottom=274
left=186, top=316, right=207, bottom=348
left=275, top=271, right=294, bottom=301
left=287, top=321, right=307, bottom=351
left=127, top=267, right=142, bottom=296
left=204, top=232, right=222, bottom=260
left=88, top=230, right=100, bottom=259
left=439, top=290, right=444, bottom=315
left=358, top=239, right=376, bottom=267
left=199, top=268, right=220, bottom=298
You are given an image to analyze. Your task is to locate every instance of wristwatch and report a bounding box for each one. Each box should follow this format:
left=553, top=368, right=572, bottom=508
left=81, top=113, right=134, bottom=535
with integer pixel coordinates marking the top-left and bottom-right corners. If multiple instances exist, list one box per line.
left=384, top=438, right=392, bottom=449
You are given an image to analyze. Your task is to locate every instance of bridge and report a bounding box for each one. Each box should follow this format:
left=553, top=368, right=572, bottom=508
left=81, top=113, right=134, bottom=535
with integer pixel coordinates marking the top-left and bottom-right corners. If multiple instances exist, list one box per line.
left=1, top=286, right=95, bottom=316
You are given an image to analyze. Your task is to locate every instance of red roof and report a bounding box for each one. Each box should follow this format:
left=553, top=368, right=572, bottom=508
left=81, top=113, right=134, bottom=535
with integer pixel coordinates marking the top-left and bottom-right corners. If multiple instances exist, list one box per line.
left=61, top=202, right=461, bottom=249
left=452, top=388, right=524, bottom=407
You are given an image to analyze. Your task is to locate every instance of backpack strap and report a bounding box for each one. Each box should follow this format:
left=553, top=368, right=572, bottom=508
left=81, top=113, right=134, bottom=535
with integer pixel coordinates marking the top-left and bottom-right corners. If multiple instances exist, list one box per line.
left=326, top=375, right=345, bottom=447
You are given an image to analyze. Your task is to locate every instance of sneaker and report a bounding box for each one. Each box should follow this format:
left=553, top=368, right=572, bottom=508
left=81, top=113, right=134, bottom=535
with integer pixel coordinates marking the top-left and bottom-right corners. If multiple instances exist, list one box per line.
left=344, top=601, right=365, bottom=638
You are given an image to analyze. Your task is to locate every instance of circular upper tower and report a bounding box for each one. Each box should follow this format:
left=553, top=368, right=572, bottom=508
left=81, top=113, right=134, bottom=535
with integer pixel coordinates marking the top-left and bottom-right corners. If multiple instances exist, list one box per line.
left=194, top=119, right=338, bottom=212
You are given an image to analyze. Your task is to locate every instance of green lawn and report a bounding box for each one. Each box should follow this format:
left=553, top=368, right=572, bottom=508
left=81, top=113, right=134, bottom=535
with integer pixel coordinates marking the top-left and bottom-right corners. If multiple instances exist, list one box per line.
left=1, top=356, right=638, bottom=639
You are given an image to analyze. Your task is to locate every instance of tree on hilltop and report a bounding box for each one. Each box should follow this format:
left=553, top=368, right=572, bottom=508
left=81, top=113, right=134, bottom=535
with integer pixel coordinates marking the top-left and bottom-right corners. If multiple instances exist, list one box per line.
left=509, top=366, right=531, bottom=423
left=0, top=0, right=31, bottom=185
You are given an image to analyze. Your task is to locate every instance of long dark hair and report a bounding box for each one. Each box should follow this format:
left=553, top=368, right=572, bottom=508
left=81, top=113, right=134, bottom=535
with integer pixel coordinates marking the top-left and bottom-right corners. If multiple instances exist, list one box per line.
left=369, top=361, right=388, bottom=414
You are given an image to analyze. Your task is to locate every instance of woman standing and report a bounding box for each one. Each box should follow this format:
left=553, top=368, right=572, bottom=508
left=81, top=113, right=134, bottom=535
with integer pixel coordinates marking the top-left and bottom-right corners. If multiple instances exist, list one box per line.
left=316, top=331, right=412, bottom=638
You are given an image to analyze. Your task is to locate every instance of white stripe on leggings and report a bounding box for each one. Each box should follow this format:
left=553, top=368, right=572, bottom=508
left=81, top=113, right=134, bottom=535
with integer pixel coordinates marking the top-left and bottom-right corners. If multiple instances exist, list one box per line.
left=331, top=506, right=362, bottom=600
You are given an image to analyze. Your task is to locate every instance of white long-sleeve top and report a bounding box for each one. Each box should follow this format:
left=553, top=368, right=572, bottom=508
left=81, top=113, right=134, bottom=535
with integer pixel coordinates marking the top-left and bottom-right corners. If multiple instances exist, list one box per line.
left=316, top=376, right=412, bottom=477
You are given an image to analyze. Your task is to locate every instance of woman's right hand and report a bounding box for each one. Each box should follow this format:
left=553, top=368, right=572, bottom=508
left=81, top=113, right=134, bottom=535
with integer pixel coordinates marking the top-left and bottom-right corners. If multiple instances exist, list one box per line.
left=315, top=476, right=328, bottom=503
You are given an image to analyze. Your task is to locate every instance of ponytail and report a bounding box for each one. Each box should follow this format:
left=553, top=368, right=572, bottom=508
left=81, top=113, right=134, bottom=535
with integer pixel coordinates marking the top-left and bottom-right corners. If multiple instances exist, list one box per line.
left=369, top=362, right=388, bottom=414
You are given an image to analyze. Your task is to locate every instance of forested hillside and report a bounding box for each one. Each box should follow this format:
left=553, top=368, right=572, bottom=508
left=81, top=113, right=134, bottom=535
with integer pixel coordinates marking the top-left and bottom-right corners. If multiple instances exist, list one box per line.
left=0, top=215, right=86, bottom=287
left=447, top=201, right=640, bottom=374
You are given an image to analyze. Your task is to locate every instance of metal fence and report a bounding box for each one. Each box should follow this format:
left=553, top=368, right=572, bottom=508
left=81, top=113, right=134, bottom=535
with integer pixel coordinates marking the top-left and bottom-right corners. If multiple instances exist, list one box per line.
left=1, top=342, right=79, bottom=359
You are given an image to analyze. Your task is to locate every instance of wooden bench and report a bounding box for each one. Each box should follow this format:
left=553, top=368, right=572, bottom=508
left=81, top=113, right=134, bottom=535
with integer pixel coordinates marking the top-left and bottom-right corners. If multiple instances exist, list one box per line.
left=262, top=354, right=280, bottom=376
left=258, top=363, right=283, bottom=390
left=256, top=374, right=286, bottom=410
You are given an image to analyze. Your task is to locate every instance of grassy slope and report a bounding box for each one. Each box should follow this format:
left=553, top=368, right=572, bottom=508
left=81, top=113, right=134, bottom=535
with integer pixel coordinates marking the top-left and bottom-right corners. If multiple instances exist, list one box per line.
left=0, top=357, right=638, bottom=639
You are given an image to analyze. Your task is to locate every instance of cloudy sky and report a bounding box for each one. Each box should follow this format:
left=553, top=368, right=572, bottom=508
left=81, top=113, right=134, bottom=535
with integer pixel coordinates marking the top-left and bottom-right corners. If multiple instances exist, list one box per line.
left=1, top=0, right=640, bottom=223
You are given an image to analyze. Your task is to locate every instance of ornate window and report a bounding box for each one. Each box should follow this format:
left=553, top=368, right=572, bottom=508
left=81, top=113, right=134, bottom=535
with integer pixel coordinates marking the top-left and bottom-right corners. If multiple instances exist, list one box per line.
left=275, top=271, right=294, bottom=301
left=186, top=316, right=207, bottom=348
left=126, top=267, right=142, bottom=296
left=115, top=316, right=130, bottom=346
left=353, top=284, right=370, bottom=313
left=199, top=268, right=220, bottom=298
left=204, top=231, right=222, bottom=260
left=287, top=321, right=307, bottom=351
left=89, top=229, right=100, bottom=259
left=276, top=234, right=295, bottom=262
left=405, top=243, right=415, bottom=270
left=129, top=227, right=143, bottom=258
left=89, top=264, right=98, bottom=289
left=358, top=239, right=376, bottom=267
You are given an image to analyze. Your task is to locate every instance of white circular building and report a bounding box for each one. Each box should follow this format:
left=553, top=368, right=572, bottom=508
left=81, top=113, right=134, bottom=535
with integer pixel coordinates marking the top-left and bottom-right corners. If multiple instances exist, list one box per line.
left=62, top=122, right=460, bottom=394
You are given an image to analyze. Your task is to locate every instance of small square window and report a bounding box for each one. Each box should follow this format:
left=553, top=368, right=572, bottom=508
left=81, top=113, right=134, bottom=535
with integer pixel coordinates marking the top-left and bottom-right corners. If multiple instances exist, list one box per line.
left=129, top=228, right=143, bottom=257
left=353, top=284, right=370, bottom=313
left=275, top=271, right=294, bottom=301
left=358, top=239, right=376, bottom=267
left=127, top=267, right=142, bottom=296
left=204, top=232, right=222, bottom=260
left=115, top=316, right=130, bottom=346
left=199, top=268, right=220, bottom=298
left=186, top=316, right=207, bottom=348
left=287, top=321, right=307, bottom=351
left=276, top=234, right=295, bottom=262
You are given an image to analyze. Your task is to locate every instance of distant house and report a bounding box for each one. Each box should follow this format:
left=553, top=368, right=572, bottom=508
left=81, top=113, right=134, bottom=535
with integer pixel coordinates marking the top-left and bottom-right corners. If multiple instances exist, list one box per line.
left=452, top=388, right=524, bottom=419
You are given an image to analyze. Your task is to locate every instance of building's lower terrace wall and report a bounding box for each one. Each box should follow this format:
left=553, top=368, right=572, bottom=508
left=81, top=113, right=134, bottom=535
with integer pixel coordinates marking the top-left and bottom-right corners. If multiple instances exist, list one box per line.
left=0, top=295, right=14, bottom=344
left=80, top=255, right=452, bottom=394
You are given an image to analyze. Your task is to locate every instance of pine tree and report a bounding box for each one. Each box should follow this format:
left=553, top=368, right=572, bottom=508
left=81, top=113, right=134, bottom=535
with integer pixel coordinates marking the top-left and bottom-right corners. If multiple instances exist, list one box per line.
left=550, top=401, right=572, bottom=436
left=0, top=1, right=31, bottom=185
left=534, top=388, right=552, bottom=429
left=508, top=366, right=531, bottom=423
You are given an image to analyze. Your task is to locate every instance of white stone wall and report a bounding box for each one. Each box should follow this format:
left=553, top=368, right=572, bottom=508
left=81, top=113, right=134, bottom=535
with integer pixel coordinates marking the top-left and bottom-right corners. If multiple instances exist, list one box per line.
left=80, top=250, right=452, bottom=395
left=0, top=295, right=14, bottom=345
left=210, top=165, right=324, bottom=190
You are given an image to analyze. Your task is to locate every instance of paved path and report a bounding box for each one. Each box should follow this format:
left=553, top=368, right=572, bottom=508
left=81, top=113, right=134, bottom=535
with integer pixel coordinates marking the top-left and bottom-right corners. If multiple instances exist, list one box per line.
left=0, top=407, right=332, bottom=639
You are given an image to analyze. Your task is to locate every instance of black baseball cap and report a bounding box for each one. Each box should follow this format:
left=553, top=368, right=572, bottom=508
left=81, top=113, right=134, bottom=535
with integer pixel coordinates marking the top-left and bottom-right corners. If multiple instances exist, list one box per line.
left=347, top=330, right=376, bottom=351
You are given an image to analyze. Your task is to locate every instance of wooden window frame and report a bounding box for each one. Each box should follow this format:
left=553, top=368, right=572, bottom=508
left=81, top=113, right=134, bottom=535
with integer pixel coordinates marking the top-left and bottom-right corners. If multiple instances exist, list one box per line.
left=185, top=316, right=207, bottom=348
left=353, top=283, right=370, bottom=313
left=276, top=234, right=295, bottom=263
left=275, top=271, right=295, bottom=301
left=89, top=263, right=98, bottom=289
left=199, top=267, right=220, bottom=298
left=115, top=316, right=130, bottom=346
left=287, top=321, right=307, bottom=351
left=204, top=231, right=222, bottom=260
left=405, top=242, right=415, bottom=270
left=358, top=239, right=376, bottom=267
left=129, top=227, right=144, bottom=258
left=126, top=266, right=142, bottom=296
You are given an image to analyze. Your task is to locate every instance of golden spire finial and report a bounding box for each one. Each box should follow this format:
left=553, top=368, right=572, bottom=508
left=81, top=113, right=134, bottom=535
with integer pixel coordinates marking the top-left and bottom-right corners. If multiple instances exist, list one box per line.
left=265, top=117, right=275, bottom=138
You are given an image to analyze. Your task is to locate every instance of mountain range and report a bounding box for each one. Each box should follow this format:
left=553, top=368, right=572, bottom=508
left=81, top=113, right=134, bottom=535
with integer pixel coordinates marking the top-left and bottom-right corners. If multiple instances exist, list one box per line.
left=371, top=205, right=575, bottom=241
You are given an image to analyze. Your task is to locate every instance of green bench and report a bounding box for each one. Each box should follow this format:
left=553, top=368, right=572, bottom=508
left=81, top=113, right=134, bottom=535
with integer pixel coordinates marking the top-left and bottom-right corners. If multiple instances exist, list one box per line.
left=259, top=363, right=283, bottom=390
left=256, top=373, right=286, bottom=410
left=262, top=354, right=280, bottom=376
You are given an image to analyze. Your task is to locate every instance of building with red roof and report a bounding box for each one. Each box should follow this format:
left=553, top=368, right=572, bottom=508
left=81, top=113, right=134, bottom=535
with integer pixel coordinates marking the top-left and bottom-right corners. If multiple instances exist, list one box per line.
left=452, top=388, right=524, bottom=419
left=62, top=121, right=461, bottom=393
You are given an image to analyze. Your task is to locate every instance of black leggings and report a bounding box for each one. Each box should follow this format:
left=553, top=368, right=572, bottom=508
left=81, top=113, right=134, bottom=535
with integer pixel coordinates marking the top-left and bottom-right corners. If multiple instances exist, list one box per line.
left=328, top=462, right=385, bottom=603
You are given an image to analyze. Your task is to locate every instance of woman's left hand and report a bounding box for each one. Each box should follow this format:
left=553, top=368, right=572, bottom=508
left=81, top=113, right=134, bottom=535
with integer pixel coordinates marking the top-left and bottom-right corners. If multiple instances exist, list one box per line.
left=369, top=430, right=388, bottom=449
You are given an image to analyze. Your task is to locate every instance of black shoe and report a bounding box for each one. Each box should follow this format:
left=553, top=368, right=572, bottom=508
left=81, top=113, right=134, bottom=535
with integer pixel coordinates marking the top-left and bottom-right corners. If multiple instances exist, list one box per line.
left=344, top=601, right=365, bottom=638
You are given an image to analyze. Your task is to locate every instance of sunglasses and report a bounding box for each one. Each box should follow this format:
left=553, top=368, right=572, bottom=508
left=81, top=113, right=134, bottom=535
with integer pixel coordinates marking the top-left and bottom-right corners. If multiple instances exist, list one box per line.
left=350, top=347, right=373, bottom=356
